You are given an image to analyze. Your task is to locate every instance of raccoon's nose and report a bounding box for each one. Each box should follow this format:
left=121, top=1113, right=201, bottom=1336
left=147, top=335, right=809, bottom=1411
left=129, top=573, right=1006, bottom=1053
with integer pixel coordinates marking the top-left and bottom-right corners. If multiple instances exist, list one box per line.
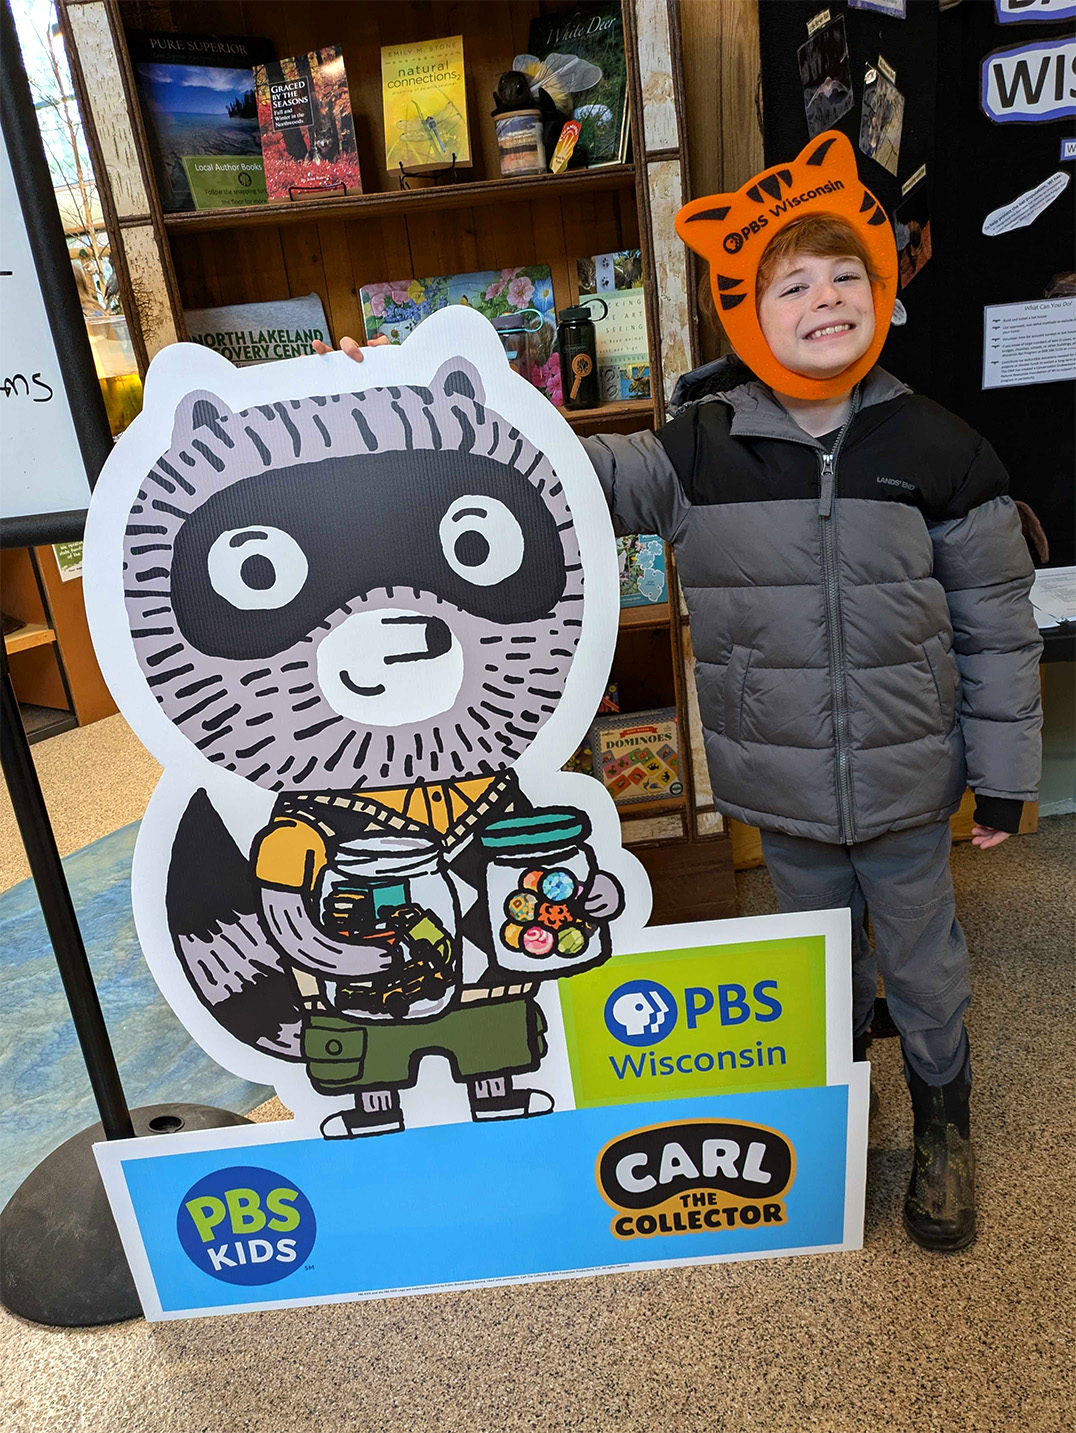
left=380, top=614, right=452, bottom=665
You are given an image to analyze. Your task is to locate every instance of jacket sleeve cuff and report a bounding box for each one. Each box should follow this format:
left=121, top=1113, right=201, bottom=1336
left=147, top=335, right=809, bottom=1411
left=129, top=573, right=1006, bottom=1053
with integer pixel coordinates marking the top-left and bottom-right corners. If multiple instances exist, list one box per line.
left=972, top=795, right=1023, bottom=833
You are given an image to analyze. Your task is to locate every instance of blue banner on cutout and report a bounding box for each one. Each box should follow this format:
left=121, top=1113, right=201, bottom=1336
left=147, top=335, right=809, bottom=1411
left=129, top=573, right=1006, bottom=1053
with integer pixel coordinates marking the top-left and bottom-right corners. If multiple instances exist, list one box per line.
left=108, top=1084, right=856, bottom=1318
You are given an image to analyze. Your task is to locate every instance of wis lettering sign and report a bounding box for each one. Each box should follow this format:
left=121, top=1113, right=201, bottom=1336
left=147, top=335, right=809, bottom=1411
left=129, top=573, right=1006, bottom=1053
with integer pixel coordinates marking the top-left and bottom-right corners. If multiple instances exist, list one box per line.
left=84, top=308, right=868, bottom=1320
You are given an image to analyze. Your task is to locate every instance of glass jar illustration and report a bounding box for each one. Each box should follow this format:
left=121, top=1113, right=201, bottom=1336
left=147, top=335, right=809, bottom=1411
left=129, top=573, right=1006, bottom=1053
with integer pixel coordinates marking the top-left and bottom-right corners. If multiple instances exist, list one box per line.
left=480, top=810, right=608, bottom=974
left=318, top=835, right=460, bottom=1020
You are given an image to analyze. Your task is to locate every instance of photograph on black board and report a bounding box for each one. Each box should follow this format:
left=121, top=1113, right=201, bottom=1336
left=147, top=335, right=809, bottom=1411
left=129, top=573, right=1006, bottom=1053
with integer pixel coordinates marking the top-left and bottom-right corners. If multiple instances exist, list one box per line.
left=797, top=17, right=854, bottom=139
left=894, top=187, right=932, bottom=289
left=859, top=71, right=904, bottom=176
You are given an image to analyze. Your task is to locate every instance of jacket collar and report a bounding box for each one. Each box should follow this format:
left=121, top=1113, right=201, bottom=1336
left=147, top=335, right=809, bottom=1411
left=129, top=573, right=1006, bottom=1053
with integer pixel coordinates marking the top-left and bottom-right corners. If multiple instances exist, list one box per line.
left=669, top=356, right=911, bottom=444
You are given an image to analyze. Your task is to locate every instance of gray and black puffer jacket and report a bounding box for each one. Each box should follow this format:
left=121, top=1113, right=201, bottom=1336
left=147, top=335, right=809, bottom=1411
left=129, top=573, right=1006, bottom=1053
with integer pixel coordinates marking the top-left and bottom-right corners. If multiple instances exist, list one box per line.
left=583, top=359, right=1042, bottom=845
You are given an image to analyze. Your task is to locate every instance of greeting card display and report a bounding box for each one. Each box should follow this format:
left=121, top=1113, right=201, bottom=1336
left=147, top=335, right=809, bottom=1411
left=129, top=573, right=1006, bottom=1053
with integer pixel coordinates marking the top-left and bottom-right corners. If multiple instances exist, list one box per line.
left=254, top=46, right=361, bottom=201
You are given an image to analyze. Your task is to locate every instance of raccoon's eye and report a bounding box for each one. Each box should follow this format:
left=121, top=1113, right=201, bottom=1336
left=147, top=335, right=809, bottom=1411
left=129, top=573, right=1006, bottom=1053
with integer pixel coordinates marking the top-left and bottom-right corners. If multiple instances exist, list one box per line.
left=207, top=526, right=308, bottom=610
left=438, top=496, right=525, bottom=587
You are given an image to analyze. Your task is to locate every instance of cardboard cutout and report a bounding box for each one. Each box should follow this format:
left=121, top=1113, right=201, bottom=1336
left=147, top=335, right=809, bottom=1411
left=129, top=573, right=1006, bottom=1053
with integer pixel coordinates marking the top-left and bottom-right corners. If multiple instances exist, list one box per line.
left=83, top=307, right=650, bottom=1138
left=675, top=130, right=897, bottom=399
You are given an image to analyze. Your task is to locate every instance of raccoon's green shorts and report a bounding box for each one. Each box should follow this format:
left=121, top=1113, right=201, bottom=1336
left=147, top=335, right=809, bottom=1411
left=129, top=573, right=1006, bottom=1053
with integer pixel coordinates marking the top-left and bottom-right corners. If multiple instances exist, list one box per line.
left=302, top=996, right=547, bottom=1092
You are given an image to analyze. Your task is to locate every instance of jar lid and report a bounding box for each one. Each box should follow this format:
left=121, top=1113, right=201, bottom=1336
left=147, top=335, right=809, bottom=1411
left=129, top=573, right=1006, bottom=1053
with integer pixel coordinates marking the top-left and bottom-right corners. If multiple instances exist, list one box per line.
left=480, top=808, right=590, bottom=852
left=557, top=305, right=595, bottom=324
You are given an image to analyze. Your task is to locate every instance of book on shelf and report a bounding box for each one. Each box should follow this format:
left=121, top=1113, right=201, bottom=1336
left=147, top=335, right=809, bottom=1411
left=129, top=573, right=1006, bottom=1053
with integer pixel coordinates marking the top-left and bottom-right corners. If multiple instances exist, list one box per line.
left=617, top=535, right=666, bottom=608
left=562, top=684, right=619, bottom=777
left=576, top=248, right=642, bottom=294
left=526, top=3, right=629, bottom=167
left=184, top=294, right=330, bottom=366
left=360, top=267, right=562, bottom=406
left=591, top=709, right=682, bottom=805
left=128, top=31, right=274, bottom=213
left=581, top=286, right=650, bottom=402
left=381, top=35, right=471, bottom=174
left=254, top=46, right=362, bottom=202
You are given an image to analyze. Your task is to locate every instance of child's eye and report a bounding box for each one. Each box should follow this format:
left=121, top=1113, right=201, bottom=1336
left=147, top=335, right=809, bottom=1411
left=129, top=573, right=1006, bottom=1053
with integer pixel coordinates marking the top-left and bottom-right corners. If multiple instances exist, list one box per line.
left=837, top=271, right=865, bottom=282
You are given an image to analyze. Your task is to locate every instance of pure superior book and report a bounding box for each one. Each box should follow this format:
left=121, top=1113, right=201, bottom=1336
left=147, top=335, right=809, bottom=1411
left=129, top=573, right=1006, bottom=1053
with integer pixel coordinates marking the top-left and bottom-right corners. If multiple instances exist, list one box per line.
left=128, top=30, right=274, bottom=213
left=254, top=46, right=362, bottom=201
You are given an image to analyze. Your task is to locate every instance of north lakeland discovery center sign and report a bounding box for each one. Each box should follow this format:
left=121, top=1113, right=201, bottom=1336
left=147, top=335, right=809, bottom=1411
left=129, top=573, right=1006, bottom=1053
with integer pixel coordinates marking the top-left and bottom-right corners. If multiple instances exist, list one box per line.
left=82, top=308, right=868, bottom=1320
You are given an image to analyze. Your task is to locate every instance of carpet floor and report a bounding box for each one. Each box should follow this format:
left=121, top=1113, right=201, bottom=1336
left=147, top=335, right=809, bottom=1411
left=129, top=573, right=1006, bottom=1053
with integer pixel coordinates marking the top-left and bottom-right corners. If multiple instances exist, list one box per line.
left=1, top=806, right=1071, bottom=1433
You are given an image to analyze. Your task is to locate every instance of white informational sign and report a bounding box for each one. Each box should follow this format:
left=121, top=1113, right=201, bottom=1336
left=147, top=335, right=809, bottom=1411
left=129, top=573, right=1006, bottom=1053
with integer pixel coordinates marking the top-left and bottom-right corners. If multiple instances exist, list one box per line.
left=982, top=297, right=1076, bottom=389
left=1030, top=566, right=1076, bottom=627
left=981, top=37, right=1076, bottom=124
left=982, top=171, right=1070, bottom=235
left=82, top=308, right=866, bottom=1319
left=0, top=125, right=91, bottom=521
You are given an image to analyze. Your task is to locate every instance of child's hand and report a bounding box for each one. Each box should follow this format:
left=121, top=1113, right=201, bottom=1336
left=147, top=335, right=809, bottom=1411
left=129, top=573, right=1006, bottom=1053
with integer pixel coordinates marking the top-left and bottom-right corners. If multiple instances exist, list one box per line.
left=311, top=335, right=391, bottom=360
left=971, top=825, right=1011, bottom=850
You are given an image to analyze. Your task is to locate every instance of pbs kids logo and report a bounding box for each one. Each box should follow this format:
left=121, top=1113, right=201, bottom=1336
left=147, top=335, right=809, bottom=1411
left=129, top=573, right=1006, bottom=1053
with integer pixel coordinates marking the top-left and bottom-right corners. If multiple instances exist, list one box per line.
left=177, top=1166, right=316, bottom=1285
left=604, top=980, right=678, bottom=1047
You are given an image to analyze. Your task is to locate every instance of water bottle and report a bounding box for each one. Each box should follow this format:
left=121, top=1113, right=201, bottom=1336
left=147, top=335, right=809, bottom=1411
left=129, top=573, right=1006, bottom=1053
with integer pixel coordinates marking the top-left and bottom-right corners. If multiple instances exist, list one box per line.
left=556, top=298, right=608, bottom=410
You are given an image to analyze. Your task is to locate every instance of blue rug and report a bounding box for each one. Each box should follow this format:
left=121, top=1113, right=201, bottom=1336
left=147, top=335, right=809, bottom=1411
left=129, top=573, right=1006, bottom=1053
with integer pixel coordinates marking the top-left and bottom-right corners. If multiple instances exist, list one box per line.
left=0, top=821, right=273, bottom=1208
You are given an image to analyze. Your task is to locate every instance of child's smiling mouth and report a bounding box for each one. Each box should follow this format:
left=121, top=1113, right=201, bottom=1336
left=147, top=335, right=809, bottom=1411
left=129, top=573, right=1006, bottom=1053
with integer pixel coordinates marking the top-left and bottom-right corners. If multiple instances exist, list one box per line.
left=803, top=322, right=855, bottom=341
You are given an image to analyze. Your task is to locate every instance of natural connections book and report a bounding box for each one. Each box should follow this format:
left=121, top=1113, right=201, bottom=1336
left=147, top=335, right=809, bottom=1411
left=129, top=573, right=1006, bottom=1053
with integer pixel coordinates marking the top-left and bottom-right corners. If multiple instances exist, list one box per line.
left=592, top=709, right=682, bottom=805
left=360, top=267, right=561, bottom=405
left=381, top=35, right=471, bottom=174
left=526, top=2, right=629, bottom=166
left=617, top=535, right=666, bottom=607
left=128, top=31, right=274, bottom=212
left=254, top=46, right=362, bottom=201
left=184, top=294, right=330, bottom=365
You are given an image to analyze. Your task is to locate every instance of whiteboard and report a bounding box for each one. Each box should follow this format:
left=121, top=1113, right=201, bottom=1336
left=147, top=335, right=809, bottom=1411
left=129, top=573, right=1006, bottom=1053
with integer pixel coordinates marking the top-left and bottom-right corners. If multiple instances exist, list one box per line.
left=0, top=121, right=91, bottom=521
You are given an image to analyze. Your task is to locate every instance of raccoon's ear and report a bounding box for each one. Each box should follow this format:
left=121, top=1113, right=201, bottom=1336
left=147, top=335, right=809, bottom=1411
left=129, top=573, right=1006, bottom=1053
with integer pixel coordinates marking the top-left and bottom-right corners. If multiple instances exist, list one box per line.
left=430, top=358, right=486, bottom=406
left=169, top=389, right=239, bottom=455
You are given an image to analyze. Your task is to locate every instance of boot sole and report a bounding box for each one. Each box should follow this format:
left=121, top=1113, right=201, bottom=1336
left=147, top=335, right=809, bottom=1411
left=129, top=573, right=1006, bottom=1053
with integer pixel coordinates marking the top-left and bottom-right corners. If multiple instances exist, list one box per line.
left=902, top=1213, right=976, bottom=1252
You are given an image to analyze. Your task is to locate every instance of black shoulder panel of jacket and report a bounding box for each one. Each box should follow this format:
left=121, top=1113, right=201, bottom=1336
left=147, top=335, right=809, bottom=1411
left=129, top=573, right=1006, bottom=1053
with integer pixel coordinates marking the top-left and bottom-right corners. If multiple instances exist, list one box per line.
left=898, top=397, right=1009, bottom=522
left=656, top=401, right=820, bottom=506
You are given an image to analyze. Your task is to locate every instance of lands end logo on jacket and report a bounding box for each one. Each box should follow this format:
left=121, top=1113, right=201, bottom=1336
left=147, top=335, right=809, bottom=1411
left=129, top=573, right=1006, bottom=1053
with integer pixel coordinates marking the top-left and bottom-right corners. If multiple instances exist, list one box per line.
left=596, top=1120, right=796, bottom=1240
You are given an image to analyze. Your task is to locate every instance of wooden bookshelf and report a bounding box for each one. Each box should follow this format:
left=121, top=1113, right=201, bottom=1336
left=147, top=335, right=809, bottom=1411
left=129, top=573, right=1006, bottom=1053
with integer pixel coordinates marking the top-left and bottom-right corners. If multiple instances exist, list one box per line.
left=161, top=165, right=636, bottom=232
left=60, top=0, right=736, bottom=923
left=619, top=602, right=671, bottom=631
left=4, top=622, right=57, bottom=656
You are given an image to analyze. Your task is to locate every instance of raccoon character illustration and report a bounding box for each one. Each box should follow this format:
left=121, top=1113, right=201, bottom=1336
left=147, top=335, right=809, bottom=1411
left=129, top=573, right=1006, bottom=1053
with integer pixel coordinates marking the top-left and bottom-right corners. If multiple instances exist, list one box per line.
left=115, top=351, right=625, bottom=1139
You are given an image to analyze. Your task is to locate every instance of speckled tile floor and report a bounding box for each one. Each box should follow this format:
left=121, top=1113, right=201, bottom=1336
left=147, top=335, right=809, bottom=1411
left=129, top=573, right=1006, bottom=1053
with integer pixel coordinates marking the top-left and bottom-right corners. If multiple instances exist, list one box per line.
left=1, top=717, right=1073, bottom=1433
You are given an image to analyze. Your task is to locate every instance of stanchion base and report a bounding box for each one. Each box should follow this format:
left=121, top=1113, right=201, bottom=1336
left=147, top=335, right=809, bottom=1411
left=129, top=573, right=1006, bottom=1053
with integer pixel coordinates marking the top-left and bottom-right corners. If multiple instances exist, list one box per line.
left=0, top=1103, right=251, bottom=1328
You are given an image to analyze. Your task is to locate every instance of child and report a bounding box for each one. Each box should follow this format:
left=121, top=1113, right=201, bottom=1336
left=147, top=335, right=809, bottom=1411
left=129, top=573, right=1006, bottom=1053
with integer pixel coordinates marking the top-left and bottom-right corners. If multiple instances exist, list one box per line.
left=320, top=132, right=1042, bottom=1250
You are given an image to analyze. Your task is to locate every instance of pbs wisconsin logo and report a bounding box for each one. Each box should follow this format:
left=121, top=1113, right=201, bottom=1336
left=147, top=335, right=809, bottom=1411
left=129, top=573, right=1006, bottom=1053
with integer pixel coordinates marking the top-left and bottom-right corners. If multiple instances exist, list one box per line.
left=177, top=1165, right=316, bottom=1285
left=604, top=980, right=678, bottom=1046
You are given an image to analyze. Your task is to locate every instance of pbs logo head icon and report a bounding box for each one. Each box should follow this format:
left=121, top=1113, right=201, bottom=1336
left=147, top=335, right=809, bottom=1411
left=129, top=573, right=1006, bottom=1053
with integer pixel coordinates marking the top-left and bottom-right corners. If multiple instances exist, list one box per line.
left=603, top=980, right=678, bottom=1046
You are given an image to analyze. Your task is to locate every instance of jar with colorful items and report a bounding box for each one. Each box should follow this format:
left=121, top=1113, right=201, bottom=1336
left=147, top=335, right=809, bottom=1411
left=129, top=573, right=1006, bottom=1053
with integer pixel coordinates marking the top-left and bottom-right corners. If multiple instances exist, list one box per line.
left=480, top=810, right=609, bottom=975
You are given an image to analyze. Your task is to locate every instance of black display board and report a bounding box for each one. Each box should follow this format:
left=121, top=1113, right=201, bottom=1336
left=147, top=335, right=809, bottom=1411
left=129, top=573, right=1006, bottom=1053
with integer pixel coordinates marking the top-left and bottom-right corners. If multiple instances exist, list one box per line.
left=759, top=0, right=1075, bottom=567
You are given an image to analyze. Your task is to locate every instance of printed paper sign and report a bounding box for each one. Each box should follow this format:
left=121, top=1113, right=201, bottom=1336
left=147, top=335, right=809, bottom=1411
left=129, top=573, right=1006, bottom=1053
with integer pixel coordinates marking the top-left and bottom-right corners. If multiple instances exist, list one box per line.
left=981, top=37, right=1076, bottom=123
left=982, top=297, right=1076, bottom=388
left=993, top=0, right=1076, bottom=23
left=983, top=171, right=1070, bottom=234
left=1061, top=137, right=1076, bottom=159
left=81, top=308, right=867, bottom=1319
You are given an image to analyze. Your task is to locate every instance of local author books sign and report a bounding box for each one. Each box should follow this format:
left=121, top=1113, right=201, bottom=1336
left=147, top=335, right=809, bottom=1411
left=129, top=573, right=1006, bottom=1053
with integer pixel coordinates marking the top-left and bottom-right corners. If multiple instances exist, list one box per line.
left=83, top=308, right=866, bottom=1320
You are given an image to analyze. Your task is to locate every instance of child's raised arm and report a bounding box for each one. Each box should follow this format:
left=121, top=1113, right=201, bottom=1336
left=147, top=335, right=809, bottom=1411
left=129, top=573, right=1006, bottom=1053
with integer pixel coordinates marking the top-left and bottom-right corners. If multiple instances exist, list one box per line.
left=580, top=428, right=691, bottom=542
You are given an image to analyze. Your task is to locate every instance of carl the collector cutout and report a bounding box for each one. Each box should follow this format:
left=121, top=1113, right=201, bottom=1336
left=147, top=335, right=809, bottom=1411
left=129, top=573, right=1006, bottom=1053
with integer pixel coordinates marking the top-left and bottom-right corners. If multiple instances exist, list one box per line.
left=84, top=307, right=650, bottom=1139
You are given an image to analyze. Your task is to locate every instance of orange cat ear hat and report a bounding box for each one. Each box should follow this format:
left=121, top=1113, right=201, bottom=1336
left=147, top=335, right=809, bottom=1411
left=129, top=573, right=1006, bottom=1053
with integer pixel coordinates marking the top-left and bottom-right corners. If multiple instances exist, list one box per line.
left=675, top=130, right=897, bottom=399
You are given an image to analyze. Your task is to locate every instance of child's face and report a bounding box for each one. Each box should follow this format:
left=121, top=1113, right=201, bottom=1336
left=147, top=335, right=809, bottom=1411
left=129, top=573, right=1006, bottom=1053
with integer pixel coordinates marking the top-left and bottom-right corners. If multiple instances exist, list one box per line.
left=757, top=253, right=875, bottom=385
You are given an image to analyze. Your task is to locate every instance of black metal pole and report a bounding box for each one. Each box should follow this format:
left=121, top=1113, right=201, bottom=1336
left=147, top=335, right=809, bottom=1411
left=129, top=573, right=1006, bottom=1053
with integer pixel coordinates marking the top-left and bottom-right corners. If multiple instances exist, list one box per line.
left=0, top=648, right=134, bottom=1139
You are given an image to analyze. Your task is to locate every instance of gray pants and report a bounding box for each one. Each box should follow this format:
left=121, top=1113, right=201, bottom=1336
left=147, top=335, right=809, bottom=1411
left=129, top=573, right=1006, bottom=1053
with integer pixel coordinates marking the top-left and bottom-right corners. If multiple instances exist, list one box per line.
left=760, top=820, right=970, bottom=1086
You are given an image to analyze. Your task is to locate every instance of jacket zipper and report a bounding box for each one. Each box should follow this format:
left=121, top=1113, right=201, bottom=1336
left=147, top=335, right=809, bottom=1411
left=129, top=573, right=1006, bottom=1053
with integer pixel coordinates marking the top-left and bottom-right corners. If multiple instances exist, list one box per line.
left=818, top=391, right=861, bottom=844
